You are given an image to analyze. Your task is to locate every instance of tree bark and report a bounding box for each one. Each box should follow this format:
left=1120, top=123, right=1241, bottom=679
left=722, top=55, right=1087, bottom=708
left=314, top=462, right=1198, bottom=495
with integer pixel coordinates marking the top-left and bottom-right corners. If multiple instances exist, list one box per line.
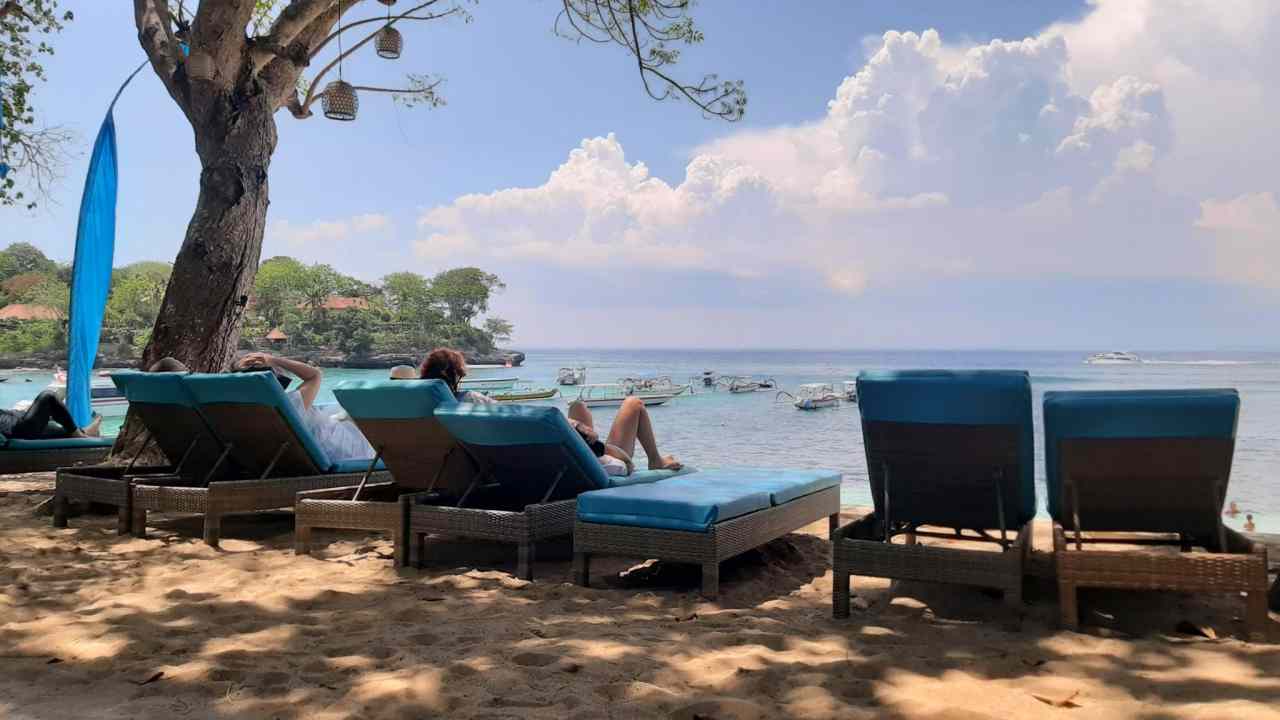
left=111, top=83, right=279, bottom=461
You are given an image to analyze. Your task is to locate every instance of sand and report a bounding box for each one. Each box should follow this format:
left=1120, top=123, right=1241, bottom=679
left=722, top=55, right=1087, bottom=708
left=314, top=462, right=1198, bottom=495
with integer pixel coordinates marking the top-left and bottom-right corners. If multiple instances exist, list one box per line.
left=1, top=473, right=1278, bottom=720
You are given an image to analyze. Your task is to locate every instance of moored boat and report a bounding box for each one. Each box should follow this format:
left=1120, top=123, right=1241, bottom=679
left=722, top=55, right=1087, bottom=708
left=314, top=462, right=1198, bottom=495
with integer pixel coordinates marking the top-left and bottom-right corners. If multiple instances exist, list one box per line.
left=792, top=383, right=841, bottom=410
left=489, top=386, right=561, bottom=402
left=557, top=367, right=587, bottom=385
left=574, top=383, right=677, bottom=408
left=459, top=376, right=519, bottom=391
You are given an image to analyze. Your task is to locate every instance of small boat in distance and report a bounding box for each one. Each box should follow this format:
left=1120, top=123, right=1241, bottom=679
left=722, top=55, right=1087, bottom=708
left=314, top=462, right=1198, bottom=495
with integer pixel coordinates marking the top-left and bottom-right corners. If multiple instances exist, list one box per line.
left=842, top=380, right=858, bottom=403
left=557, top=367, right=586, bottom=385
left=699, top=370, right=718, bottom=388
left=489, top=386, right=560, bottom=402
left=791, top=383, right=841, bottom=410
left=620, top=376, right=691, bottom=398
left=45, top=369, right=128, bottom=413
left=574, top=383, right=678, bottom=408
left=1085, top=351, right=1142, bottom=365
left=459, top=376, right=519, bottom=391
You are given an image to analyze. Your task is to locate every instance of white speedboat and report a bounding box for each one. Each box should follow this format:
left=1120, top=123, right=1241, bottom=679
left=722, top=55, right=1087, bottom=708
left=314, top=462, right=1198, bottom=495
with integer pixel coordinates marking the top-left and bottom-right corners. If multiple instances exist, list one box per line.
left=459, top=376, right=519, bottom=391
left=557, top=367, right=586, bottom=386
left=842, top=380, right=858, bottom=403
left=792, top=383, right=841, bottom=410
left=619, top=376, right=691, bottom=398
left=1085, top=351, right=1142, bottom=365
left=574, top=383, right=677, bottom=408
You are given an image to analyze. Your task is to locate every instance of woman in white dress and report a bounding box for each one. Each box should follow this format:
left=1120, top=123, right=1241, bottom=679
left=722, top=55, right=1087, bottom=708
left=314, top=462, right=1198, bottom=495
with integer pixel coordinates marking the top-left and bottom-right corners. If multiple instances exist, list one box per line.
left=235, top=352, right=374, bottom=463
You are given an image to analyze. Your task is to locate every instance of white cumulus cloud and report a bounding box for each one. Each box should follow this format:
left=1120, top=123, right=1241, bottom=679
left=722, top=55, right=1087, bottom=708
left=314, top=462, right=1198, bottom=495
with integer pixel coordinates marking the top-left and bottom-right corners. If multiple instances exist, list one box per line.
left=416, top=1, right=1276, bottom=296
left=271, top=213, right=391, bottom=247
left=1197, top=192, right=1280, bottom=289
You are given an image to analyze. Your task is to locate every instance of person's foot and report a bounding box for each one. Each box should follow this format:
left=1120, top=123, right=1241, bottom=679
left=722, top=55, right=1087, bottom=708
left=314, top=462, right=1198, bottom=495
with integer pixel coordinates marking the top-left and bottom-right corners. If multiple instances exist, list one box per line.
left=649, top=455, right=682, bottom=471
left=81, top=415, right=102, bottom=438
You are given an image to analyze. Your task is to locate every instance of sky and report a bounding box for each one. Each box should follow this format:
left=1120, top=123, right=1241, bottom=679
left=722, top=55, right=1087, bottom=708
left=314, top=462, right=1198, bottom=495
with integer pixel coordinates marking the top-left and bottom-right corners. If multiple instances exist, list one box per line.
left=4, top=0, right=1279, bottom=350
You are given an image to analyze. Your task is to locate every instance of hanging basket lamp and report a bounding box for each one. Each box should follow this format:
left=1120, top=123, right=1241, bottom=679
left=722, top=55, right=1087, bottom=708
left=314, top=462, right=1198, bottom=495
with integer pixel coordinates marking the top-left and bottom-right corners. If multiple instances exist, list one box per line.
left=377, top=0, right=397, bottom=5
left=375, top=25, right=403, bottom=59
left=321, top=80, right=359, bottom=121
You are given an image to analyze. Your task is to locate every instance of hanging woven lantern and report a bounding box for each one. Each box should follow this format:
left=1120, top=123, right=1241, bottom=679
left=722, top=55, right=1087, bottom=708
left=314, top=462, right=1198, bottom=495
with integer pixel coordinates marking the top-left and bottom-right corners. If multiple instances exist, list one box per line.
left=375, top=25, right=403, bottom=59
left=321, top=80, right=359, bottom=121
left=377, top=0, right=397, bottom=5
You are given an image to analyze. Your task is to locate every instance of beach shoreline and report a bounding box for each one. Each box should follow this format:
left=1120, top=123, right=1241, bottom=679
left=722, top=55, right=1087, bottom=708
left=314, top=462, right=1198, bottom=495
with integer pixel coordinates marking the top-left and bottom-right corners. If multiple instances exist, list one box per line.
left=3, top=473, right=1277, bottom=719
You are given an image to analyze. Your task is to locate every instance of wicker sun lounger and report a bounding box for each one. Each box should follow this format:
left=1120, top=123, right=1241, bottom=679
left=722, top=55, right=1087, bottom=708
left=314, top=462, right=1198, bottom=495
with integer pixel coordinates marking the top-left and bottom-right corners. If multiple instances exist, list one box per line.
left=833, top=370, right=1036, bottom=618
left=2, top=435, right=114, bottom=475
left=128, top=372, right=389, bottom=546
left=573, top=467, right=842, bottom=598
left=409, top=403, right=690, bottom=580
left=53, top=371, right=229, bottom=535
left=1044, top=389, right=1270, bottom=640
left=293, top=379, right=474, bottom=561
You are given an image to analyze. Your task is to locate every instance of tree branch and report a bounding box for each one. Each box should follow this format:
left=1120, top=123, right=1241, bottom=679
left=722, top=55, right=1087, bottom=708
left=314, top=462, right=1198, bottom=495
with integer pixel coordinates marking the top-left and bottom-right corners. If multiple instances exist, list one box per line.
left=133, top=0, right=187, bottom=112
left=307, top=0, right=446, bottom=59
left=190, top=0, right=257, bottom=86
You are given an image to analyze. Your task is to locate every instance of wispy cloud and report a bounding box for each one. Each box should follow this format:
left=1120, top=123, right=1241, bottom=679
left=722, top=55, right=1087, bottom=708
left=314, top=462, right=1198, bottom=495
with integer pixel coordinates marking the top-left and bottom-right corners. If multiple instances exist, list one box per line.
left=270, top=213, right=391, bottom=247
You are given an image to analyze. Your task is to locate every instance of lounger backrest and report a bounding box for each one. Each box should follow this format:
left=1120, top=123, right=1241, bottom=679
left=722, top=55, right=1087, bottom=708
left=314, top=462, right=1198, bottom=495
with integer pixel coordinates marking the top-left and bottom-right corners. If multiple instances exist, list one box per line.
left=111, top=371, right=231, bottom=476
left=182, top=372, right=333, bottom=477
left=434, top=403, right=610, bottom=506
left=333, top=379, right=472, bottom=494
left=856, top=370, right=1035, bottom=529
left=1043, top=389, right=1238, bottom=537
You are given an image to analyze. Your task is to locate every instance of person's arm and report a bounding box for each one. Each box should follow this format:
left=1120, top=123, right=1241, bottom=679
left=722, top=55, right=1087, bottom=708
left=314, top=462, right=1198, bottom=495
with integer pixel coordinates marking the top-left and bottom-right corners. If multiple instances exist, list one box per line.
left=604, top=444, right=634, bottom=474
left=242, top=352, right=323, bottom=409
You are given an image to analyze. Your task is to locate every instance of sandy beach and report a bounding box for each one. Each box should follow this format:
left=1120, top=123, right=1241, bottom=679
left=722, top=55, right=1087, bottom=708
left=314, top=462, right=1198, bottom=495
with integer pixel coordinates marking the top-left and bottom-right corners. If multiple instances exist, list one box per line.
left=1, top=473, right=1278, bottom=719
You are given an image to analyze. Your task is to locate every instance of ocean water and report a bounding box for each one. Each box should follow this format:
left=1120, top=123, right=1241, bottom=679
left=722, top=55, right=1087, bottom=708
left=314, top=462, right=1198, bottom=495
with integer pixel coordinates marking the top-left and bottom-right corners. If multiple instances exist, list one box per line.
left=4, top=349, right=1278, bottom=533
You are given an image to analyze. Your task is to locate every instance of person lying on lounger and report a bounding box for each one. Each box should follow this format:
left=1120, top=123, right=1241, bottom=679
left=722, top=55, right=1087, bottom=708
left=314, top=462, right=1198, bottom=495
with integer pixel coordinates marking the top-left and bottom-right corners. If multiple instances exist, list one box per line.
left=418, top=348, right=496, bottom=404
left=567, top=397, right=682, bottom=477
left=234, top=352, right=375, bottom=463
left=0, top=392, right=100, bottom=440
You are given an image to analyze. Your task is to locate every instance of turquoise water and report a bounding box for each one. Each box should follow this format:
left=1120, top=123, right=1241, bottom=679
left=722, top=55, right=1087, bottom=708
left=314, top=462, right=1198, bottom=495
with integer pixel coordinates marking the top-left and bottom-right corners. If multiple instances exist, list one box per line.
left=5, top=349, right=1278, bottom=532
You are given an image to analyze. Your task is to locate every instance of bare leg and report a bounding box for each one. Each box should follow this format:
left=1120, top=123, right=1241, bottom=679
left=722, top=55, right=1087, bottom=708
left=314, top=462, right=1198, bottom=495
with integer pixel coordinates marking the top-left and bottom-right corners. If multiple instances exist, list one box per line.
left=607, top=397, right=679, bottom=470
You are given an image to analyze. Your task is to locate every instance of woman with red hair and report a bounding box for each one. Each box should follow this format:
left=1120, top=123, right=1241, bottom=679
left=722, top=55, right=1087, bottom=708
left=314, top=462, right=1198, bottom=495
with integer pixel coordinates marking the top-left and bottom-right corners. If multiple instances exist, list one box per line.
left=419, top=348, right=495, bottom=403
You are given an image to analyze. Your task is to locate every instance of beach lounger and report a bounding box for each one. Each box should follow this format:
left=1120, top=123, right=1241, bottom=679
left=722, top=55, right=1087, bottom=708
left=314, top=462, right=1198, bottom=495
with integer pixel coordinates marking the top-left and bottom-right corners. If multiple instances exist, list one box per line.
left=52, top=371, right=229, bottom=534
left=129, top=372, right=390, bottom=546
left=411, top=403, right=689, bottom=580
left=0, top=434, right=113, bottom=475
left=833, top=370, right=1035, bottom=618
left=293, top=379, right=471, bottom=561
left=573, top=467, right=842, bottom=598
left=1044, top=389, right=1269, bottom=640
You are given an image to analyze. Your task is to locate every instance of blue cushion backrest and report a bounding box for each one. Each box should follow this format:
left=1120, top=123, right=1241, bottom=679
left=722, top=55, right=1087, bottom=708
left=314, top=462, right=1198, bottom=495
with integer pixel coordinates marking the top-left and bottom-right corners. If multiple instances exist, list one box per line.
left=434, top=403, right=611, bottom=492
left=182, top=372, right=333, bottom=472
left=333, top=379, right=457, bottom=419
left=111, top=370, right=196, bottom=407
left=856, top=370, right=1035, bottom=523
left=1042, top=389, right=1239, bottom=521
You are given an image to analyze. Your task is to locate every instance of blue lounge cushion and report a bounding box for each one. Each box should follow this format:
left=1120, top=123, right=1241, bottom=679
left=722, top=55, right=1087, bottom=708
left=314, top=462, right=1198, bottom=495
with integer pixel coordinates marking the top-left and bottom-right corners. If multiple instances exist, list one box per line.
left=606, top=465, right=696, bottom=487
left=577, top=467, right=841, bottom=532
left=110, top=370, right=196, bottom=406
left=856, top=369, right=1036, bottom=525
left=1042, top=389, right=1239, bottom=521
left=4, top=436, right=116, bottom=450
left=435, top=403, right=611, bottom=491
left=183, top=372, right=334, bottom=473
left=333, top=379, right=457, bottom=419
left=331, top=457, right=389, bottom=473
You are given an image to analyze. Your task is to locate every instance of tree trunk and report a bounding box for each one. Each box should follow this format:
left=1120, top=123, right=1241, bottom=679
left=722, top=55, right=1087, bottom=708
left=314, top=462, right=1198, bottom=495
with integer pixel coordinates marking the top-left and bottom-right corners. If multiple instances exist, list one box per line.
left=110, top=87, right=278, bottom=461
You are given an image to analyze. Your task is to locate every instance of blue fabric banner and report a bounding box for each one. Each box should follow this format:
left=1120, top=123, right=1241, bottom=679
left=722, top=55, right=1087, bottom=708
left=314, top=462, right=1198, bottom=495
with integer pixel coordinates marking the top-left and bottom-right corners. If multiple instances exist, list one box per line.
left=66, top=112, right=119, bottom=427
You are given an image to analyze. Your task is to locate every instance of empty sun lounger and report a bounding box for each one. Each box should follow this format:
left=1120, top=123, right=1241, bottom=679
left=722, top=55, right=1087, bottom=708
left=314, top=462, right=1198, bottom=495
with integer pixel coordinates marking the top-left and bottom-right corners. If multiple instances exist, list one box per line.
left=127, top=372, right=389, bottom=546
left=833, top=370, right=1035, bottom=618
left=1044, top=389, right=1269, bottom=640
left=413, top=402, right=690, bottom=580
left=573, top=467, right=842, bottom=598
left=294, top=379, right=472, bottom=561
left=53, top=371, right=229, bottom=534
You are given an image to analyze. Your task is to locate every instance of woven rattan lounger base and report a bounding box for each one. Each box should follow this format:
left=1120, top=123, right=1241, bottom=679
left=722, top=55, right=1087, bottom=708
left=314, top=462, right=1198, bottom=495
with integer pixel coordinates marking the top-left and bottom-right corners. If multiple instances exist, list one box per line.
left=52, top=465, right=182, bottom=535
left=128, top=471, right=392, bottom=547
left=832, top=521, right=1031, bottom=618
left=3, top=445, right=112, bottom=475
left=1054, top=523, right=1269, bottom=641
left=294, top=482, right=404, bottom=562
left=402, top=494, right=577, bottom=581
left=573, top=485, right=841, bottom=599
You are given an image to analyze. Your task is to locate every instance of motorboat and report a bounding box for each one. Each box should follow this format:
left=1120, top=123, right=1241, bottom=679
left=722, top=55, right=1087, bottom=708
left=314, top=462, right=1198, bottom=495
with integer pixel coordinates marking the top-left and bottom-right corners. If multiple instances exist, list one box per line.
left=842, top=380, right=858, bottom=403
left=791, top=383, right=841, bottom=410
left=557, top=367, right=586, bottom=385
left=459, top=376, right=519, bottom=391
left=1085, top=351, right=1142, bottom=365
left=699, top=370, right=718, bottom=388
left=620, top=376, right=691, bottom=398
left=722, top=375, right=773, bottom=393
left=41, top=369, right=128, bottom=414
left=488, top=386, right=561, bottom=402
left=573, top=383, right=677, bottom=408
